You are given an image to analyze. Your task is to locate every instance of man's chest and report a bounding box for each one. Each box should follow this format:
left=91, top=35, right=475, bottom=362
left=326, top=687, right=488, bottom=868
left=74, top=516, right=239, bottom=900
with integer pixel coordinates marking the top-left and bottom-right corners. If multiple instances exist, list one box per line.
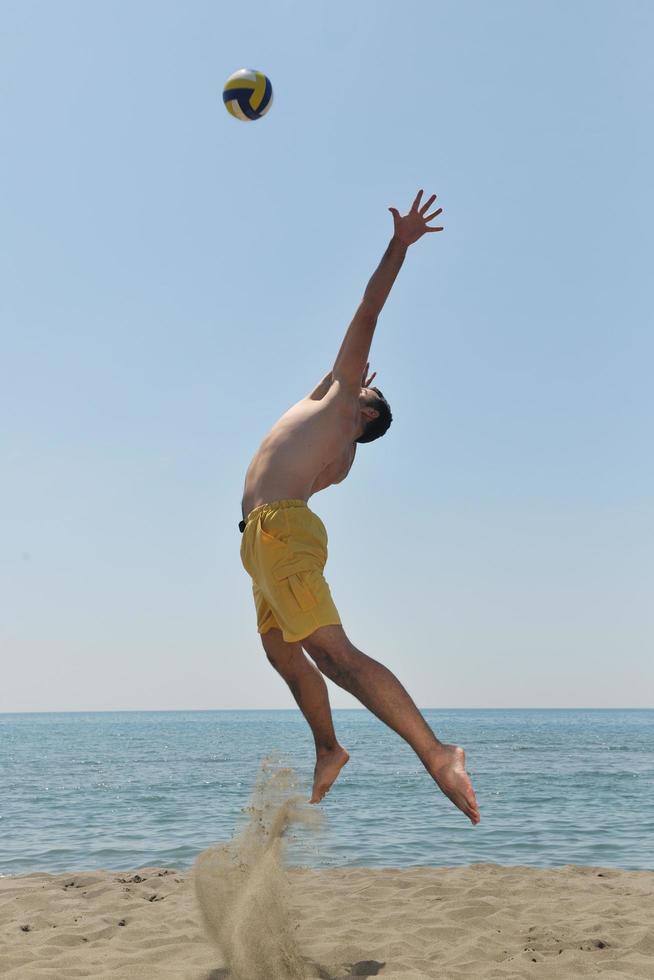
left=311, top=444, right=356, bottom=493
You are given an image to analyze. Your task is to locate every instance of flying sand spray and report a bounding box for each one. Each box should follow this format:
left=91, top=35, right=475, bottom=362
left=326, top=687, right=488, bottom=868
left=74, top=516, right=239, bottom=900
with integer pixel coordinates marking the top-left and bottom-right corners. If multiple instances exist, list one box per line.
left=193, top=763, right=322, bottom=980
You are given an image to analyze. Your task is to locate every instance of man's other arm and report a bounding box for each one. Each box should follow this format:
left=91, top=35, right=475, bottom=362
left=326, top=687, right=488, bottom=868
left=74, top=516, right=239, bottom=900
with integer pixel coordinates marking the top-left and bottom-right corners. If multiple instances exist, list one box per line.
left=307, top=371, right=333, bottom=400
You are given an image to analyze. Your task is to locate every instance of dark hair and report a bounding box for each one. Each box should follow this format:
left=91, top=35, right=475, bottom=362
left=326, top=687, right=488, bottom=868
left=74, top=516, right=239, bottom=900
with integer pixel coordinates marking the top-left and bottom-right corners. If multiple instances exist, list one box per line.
left=356, top=387, right=393, bottom=444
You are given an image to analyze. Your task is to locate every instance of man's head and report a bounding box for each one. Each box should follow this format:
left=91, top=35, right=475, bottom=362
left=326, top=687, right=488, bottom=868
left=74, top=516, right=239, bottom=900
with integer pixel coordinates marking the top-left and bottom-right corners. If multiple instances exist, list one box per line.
left=356, top=386, right=393, bottom=444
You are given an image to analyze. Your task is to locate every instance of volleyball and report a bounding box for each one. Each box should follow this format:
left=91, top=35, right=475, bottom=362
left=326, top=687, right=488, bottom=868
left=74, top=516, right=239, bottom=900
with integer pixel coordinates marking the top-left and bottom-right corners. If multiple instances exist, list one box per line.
left=222, top=68, right=273, bottom=122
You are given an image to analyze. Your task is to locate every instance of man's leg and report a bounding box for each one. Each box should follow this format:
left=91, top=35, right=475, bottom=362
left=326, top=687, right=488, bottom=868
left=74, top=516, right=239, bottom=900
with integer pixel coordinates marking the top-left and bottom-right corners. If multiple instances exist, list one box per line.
left=260, top=628, right=349, bottom=802
left=302, top=625, right=480, bottom=824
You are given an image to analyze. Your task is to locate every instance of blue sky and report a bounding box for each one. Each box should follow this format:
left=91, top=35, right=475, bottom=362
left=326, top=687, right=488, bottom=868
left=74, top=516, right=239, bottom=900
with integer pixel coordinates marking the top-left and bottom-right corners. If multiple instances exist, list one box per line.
left=2, top=0, right=652, bottom=711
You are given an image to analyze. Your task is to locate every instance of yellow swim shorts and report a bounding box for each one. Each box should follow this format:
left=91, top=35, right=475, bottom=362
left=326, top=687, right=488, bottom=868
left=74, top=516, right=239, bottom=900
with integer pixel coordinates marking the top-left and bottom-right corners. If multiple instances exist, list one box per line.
left=239, top=499, right=341, bottom=643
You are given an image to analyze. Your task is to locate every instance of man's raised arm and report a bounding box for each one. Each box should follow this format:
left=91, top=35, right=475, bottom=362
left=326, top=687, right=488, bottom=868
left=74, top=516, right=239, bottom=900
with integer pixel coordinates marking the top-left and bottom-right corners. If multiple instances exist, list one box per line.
left=332, top=190, right=443, bottom=389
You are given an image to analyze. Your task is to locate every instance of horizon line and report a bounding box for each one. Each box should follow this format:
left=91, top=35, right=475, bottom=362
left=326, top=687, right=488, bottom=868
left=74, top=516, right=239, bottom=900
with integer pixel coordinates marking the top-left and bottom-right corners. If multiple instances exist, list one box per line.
left=1, top=706, right=652, bottom=716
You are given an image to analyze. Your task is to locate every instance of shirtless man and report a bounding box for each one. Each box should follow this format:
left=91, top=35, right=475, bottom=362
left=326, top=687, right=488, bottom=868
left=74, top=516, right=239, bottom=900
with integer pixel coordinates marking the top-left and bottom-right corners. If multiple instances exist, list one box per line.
left=240, top=191, right=480, bottom=825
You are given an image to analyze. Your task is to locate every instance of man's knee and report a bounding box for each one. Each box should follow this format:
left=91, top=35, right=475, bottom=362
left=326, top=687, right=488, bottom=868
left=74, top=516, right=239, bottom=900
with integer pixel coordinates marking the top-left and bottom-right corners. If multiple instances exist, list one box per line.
left=303, top=626, right=354, bottom=677
left=260, top=629, right=300, bottom=672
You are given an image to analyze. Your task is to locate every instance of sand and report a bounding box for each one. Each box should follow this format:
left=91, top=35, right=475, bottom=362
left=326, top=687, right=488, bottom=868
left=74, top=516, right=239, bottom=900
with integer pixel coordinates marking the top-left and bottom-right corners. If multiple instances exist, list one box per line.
left=3, top=767, right=652, bottom=978
left=1, top=862, right=653, bottom=979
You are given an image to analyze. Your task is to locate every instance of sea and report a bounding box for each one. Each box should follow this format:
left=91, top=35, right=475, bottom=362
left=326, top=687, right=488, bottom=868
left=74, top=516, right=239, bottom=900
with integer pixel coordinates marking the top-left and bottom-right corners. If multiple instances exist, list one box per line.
left=1, top=709, right=652, bottom=875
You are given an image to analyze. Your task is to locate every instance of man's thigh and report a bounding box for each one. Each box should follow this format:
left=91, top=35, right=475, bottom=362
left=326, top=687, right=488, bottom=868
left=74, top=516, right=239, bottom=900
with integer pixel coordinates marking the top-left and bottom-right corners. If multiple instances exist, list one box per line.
left=252, top=582, right=281, bottom=636
left=257, top=567, right=341, bottom=645
left=302, top=624, right=352, bottom=660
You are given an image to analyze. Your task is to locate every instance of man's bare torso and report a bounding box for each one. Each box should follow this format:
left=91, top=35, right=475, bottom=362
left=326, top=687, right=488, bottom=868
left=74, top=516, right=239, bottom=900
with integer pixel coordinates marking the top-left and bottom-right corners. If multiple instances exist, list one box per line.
left=241, top=380, right=358, bottom=518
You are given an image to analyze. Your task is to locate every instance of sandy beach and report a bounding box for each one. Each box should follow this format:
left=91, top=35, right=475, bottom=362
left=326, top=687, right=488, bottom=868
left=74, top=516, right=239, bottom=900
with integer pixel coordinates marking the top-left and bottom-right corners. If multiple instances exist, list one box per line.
left=1, top=863, right=652, bottom=979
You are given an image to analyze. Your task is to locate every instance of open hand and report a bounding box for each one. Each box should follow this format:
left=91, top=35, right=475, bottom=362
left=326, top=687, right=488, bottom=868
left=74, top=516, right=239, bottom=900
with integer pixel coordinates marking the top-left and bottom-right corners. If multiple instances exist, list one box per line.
left=389, top=190, right=443, bottom=246
left=362, top=362, right=377, bottom=388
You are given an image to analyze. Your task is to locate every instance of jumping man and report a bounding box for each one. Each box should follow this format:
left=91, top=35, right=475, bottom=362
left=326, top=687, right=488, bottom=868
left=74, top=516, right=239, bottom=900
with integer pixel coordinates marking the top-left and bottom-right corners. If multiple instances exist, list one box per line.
left=239, top=191, right=480, bottom=825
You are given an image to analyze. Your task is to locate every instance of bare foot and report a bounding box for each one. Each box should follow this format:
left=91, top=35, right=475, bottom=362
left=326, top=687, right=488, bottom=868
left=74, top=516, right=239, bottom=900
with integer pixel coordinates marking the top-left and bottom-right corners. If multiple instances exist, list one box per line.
left=427, top=744, right=480, bottom=825
left=310, top=746, right=350, bottom=803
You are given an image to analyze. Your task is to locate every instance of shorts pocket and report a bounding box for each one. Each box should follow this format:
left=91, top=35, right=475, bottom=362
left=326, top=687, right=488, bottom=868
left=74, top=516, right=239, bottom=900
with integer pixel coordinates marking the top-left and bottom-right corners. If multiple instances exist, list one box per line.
left=273, top=556, right=318, bottom=612
left=288, top=574, right=317, bottom=612
left=260, top=526, right=286, bottom=548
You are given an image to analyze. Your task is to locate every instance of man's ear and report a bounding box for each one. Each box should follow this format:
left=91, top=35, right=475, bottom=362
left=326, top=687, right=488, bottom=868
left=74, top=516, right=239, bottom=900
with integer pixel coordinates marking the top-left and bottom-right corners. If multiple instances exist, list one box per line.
left=361, top=406, right=380, bottom=421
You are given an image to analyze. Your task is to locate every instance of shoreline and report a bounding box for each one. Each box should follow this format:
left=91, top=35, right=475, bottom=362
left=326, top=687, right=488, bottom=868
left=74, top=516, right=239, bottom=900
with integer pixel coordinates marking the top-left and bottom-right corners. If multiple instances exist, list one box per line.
left=2, top=862, right=652, bottom=978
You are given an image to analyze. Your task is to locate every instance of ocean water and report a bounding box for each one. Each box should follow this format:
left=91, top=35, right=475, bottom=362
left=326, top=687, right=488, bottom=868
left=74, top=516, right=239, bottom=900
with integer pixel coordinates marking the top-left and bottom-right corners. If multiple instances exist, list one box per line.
left=1, top=709, right=652, bottom=875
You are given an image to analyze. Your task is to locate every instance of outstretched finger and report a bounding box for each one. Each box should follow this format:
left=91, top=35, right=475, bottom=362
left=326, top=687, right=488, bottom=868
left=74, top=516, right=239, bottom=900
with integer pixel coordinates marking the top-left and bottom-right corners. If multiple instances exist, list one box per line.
left=411, top=189, right=423, bottom=211
left=367, top=371, right=377, bottom=386
left=419, top=194, right=437, bottom=215
left=426, top=225, right=444, bottom=232
left=424, top=207, right=443, bottom=221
